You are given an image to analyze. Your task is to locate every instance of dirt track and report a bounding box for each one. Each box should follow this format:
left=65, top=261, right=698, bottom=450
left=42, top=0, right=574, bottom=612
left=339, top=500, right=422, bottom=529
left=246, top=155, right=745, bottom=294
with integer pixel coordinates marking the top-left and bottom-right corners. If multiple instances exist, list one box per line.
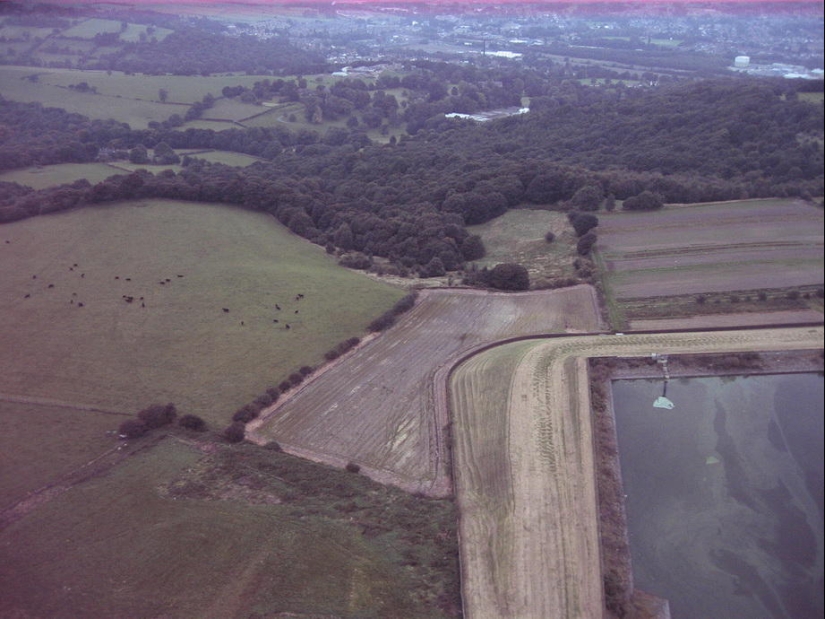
left=450, top=326, right=824, bottom=619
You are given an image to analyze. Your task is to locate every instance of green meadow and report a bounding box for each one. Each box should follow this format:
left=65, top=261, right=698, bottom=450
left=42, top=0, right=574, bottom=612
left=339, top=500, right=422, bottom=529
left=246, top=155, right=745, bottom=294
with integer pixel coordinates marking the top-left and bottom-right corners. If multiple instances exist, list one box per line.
left=0, top=199, right=404, bottom=430
left=0, top=438, right=457, bottom=619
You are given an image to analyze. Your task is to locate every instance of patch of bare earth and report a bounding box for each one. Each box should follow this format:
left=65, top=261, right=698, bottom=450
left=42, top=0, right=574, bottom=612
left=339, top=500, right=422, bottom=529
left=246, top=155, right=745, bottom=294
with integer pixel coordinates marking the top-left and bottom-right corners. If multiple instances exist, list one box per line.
left=597, top=199, right=824, bottom=300
left=247, top=286, right=603, bottom=496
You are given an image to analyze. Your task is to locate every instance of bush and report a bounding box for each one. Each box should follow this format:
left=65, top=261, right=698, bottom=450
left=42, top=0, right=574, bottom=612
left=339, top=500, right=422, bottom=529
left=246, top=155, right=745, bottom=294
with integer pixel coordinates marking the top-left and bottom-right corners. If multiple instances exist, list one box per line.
left=368, top=312, right=397, bottom=332
left=279, top=380, right=292, bottom=393
left=223, top=421, right=246, bottom=443
left=345, top=462, right=361, bottom=473
left=118, top=419, right=148, bottom=439
left=622, top=190, right=664, bottom=211
left=232, top=404, right=260, bottom=423
left=576, top=232, right=598, bottom=256
left=488, top=263, right=530, bottom=291
left=338, top=252, right=372, bottom=270
left=137, top=403, right=177, bottom=429
left=178, top=414, right=206, bottom=431
left=299, top=365, right=314, bottom=376
left=544, top=230, right=556, bottom=243
left=569, top=212, right=599, bottom=237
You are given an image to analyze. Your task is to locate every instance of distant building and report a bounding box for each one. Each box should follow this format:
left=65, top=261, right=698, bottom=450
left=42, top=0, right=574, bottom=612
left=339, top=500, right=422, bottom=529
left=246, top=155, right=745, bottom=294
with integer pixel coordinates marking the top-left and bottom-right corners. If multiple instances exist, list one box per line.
left=734, top=55, right=750, bottom=68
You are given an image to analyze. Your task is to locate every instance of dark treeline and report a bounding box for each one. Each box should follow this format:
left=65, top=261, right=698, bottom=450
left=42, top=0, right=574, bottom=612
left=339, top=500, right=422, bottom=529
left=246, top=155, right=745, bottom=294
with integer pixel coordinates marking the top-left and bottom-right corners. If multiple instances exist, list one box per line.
left=90, top=29, right=327, bottom=76
left=1, top=78, right=822, bottom=274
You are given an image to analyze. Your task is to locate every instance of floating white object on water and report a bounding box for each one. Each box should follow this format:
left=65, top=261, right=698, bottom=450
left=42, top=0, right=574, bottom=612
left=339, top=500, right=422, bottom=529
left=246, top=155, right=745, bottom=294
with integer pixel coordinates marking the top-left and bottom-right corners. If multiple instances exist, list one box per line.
left=653, top=396, right=674, bottom=409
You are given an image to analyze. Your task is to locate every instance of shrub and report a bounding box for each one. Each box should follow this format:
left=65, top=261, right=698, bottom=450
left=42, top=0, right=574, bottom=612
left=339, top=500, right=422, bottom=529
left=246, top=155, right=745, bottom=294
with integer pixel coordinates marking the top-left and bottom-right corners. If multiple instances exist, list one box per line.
left=289, top=372, right=304, bottom=386
left=137, top=403, right=177, bottom=429
left=368, top=312, right=396, bottom=332
left=232, top=404, right=260, bottom=423
left=568, top=211, right=599, bottom=237
left=338, top=252, right=372, bottom=270
left=345, top=462, right=361, bottom=473
left=223, top=421, right=246, bottom=443
left=544, top=230, right=556, bottom=243
left=279, top=380, right=292, bottom=393
left=622, top=190, right=664, bottom=211
left=299, top=365, right=314, bottom=376
left=178, top=414, right=206, bottom=431
left=576, top=232, right=598, bottom=256
left=118, top=419, right=148, bottom=439
left=488, top=263, right=530, bottom=291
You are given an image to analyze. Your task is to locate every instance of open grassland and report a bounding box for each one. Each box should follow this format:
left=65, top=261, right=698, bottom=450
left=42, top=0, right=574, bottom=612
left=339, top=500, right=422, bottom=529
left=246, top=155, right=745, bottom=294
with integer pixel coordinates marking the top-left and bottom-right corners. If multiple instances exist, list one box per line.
left=450, top=326, right=824, bottom=619
left=249, top=285, right=602, bottom=495
left=468, top=209, right=580, bottom=286
left=0, top=163, right=122, bottom=190
left=0, top=437, right=459, bottom=619
left=0, top=154, right=264, bottom=190
left=0, top=400, right=124, bottom=508
left=0, top=66, right=175, bottom=128
left=0, top=199, right=404, bottom=430
left=58, top=18, right=172, bottom=42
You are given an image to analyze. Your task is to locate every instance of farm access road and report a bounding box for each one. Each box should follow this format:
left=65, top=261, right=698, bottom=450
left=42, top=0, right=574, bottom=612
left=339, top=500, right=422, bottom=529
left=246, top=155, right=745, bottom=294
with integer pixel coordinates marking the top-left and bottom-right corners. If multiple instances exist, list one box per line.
left=450, top=325, right=824, bottom=619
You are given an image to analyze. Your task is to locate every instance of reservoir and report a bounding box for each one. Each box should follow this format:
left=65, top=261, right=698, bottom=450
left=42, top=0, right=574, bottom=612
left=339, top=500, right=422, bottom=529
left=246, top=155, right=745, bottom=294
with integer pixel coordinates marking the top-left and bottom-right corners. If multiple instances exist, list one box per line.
left=612, top=373, right=823, bottom=619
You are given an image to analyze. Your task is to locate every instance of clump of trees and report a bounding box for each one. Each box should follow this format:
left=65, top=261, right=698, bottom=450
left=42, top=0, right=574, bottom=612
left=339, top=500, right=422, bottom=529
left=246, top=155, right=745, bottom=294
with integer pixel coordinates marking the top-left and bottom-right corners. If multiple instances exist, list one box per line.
left=117, top=402, right=177, bottom=439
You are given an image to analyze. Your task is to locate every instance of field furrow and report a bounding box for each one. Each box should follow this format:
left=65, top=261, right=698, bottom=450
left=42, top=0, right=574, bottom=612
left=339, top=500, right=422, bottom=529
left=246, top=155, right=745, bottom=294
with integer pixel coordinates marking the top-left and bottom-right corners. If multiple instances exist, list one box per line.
left=249, top=286, right=603, bottom=494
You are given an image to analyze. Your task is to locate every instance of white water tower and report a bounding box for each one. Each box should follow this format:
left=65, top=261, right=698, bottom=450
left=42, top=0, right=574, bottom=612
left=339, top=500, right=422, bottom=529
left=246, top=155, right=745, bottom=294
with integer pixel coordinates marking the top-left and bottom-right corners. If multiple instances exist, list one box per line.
left=734, top=56, right=750, bottom=69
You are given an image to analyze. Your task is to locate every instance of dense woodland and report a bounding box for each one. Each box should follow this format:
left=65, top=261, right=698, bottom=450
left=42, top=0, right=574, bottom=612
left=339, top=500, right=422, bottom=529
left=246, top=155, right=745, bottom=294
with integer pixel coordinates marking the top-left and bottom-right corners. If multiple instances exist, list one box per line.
left=1, top=6, right=823, bottom=278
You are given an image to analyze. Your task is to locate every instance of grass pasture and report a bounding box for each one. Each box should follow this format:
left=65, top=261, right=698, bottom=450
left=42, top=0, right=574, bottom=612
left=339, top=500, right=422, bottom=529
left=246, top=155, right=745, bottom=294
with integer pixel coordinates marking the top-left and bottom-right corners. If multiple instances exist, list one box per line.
left=0, top=438, right=458, bottom=619
left=596, top=199, right=824, bottom=323
left=468, top=208, right=580, bottom=286
left=0, top=199, right=404, bottom=429
left=0, top=162, right=123, bottom=190
left=0, top=400, right=123, bottom=508
left=0, top=66, right=174, bottom=127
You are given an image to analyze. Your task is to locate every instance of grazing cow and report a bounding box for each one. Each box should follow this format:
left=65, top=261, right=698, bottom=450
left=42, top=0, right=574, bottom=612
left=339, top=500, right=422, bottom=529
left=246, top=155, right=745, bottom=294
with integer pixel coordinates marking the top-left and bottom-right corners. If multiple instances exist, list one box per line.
left=241, top=321, right=245, bottom=326
left=24, top=294, right=30, bottom=298
left=165, top=278, right=171, bottom=282
left=294, top=310, right=299, bottom=314
left=275, top=304, right=281, bottom=310
left=81, top=273, right=84, bottom=278
left=285, top=324, right=290, bottom=329
left=222, top=308, right=230, bottom=313
left=78, top=302, right=84, bottom=307
left=273, top=319, right=279, bottom=323
left=176, top=274, right=184, bottom=278
left=32, top=275, right=36, bottom=279
left=47, top=284, right=54, bottom=288
left=141, top=302, right=145, bottom=308
left=115, top=276, right=119, bottom=280
left=125, top=278, right=131, bottom=282
left=159, top=281, right=165, bottom=285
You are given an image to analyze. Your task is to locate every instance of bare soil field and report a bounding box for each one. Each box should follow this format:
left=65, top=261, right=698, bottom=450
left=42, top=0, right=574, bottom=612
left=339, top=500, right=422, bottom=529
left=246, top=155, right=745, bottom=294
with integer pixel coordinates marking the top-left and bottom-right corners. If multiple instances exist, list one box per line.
left=449, top=326, right=824, bottom=619
left=597, top=199, right=824, bottom=300
left=248, top=285, right=603, bottom=496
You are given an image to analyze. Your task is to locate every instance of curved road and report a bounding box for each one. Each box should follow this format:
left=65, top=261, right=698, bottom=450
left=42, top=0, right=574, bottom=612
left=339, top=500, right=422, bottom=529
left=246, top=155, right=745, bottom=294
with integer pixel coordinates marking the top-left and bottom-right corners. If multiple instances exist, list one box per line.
left=449, top=326, right=824, bottom=619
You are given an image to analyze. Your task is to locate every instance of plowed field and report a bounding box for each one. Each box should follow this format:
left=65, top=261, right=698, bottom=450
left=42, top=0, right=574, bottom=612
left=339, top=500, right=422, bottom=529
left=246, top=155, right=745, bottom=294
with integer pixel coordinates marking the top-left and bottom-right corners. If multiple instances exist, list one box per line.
left=450, top=326, right=824, bottom=619
left=248, top=285, right=603, bottom=495
left=598, top=199, right=824, bottom=299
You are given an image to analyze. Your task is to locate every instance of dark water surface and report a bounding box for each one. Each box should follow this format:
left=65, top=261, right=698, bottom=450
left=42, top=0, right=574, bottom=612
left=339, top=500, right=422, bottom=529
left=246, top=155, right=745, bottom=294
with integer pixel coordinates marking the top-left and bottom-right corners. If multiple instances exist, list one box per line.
left=612, top=373, right=824, bottom=619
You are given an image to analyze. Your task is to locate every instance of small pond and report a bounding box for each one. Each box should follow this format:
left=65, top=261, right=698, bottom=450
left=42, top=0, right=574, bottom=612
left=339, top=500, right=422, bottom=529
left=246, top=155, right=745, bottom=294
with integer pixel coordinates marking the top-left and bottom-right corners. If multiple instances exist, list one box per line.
left=612, top=373, right=823, bottom=619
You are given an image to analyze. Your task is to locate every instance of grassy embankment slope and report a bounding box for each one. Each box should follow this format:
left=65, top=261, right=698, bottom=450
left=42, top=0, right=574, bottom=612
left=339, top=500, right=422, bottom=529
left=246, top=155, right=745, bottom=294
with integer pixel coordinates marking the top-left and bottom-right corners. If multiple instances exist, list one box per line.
left=450, top=326, right=825, bottom=619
